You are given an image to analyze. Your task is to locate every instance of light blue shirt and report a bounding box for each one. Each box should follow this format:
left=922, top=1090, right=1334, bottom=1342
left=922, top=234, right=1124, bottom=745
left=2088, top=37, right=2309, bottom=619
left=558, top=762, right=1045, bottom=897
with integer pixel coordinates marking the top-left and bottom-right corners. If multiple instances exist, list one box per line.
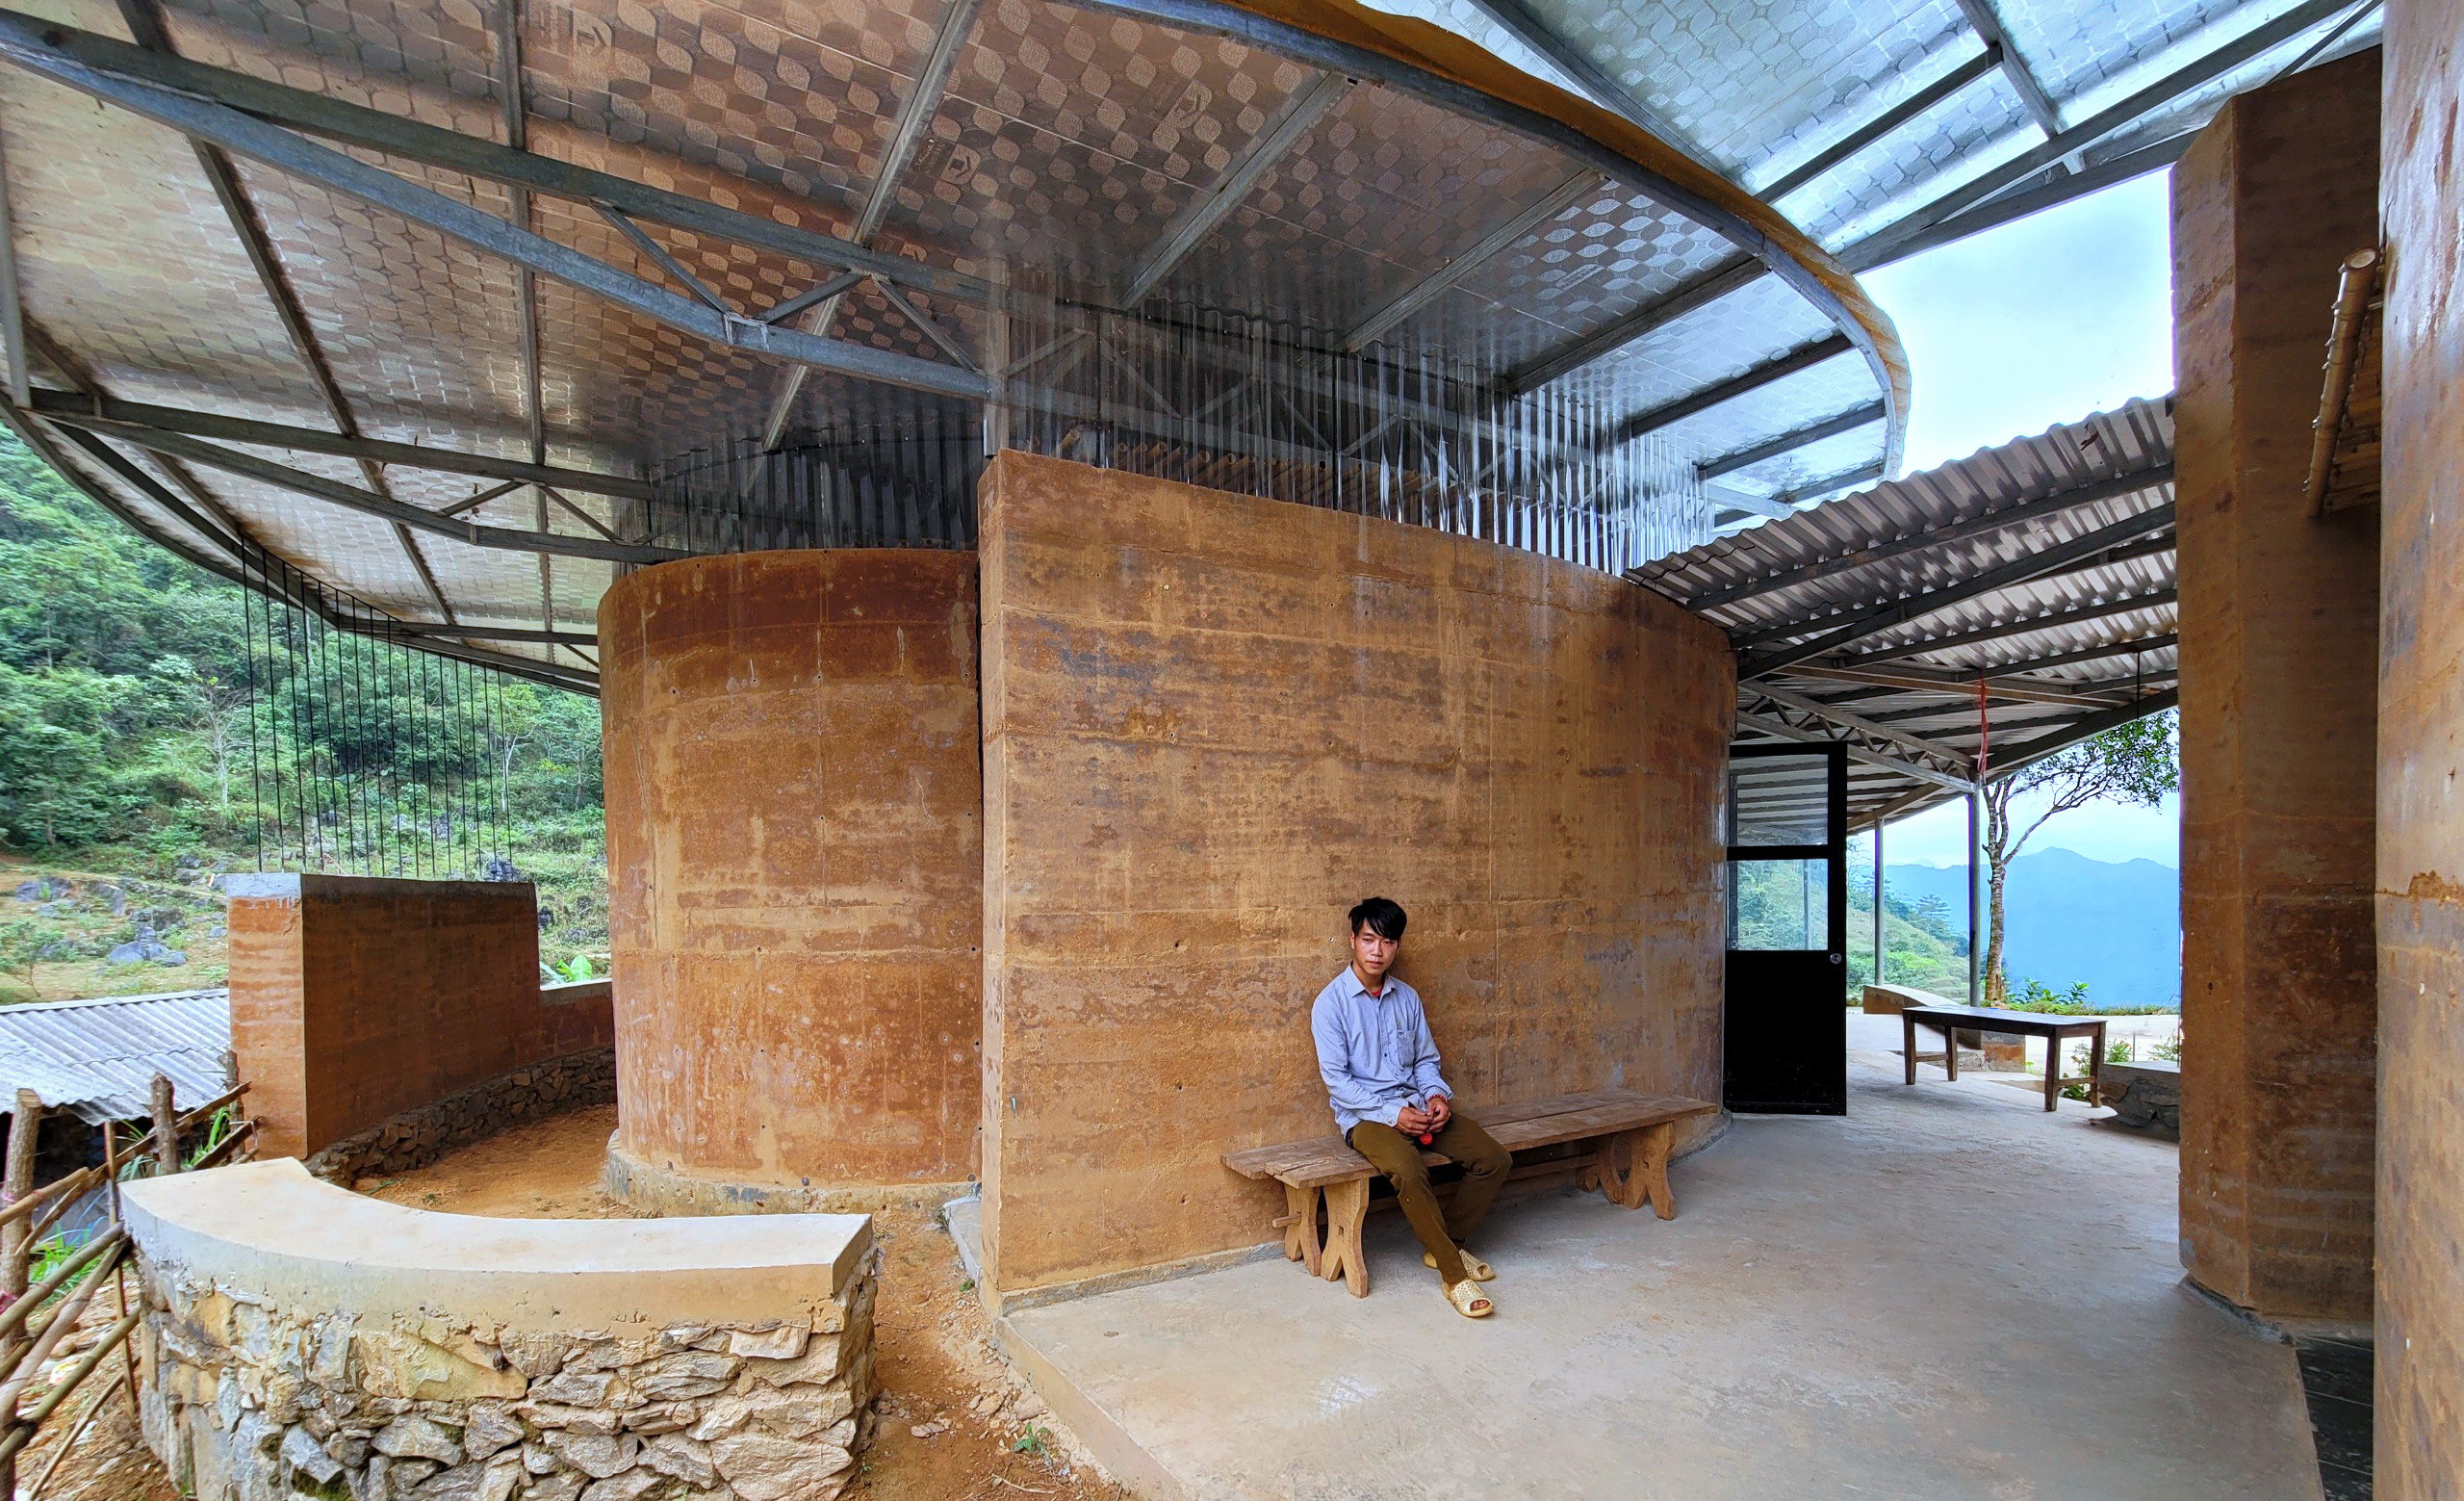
left=1310, top=968, right=1451, bottom=1135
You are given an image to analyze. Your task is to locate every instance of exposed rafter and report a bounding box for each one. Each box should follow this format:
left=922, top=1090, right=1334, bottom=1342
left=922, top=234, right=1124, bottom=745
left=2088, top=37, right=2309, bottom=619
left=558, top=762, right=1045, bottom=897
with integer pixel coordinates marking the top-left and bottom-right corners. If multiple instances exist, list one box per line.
left=1854, top=130, right=2197, bottom=272
left=28, top=391, right=648, bottom=499
left=1986, top=687, right=2180, bottom=781
left=1770, top=460, right=1887, bottom=508
left=1677, top=463, right=2171, bottom=610
left=1611, top=334, right=1852, bottom=445
left=1750, top=682, right=1981, bottom=777
left=760, top=0, right=988, bottom=450
left=1969, top=632, right=2179, bottom=676
left=1775, top=662, right=2131, bottom=709
left=1761, top=49, right=2002, bottom=201
left=1951, top=0, right=2068, bottom=147
left=1734, top=708, right=1979, bottom=795
left=1119, top=72, right=1350, bottom=309
left=1735, top=502, right=2175, bottom=676
left=1500, top=257, right=1758, bottom=398
left=96, top=427, right=685, bottom=566
left=0, top=120, right=24, bottom=406
left=1698, top=401, right=1887, bottom=480
left=1341, top=169, right=1602, bottom=351
left=1834, top=587, right=2179, bottom=666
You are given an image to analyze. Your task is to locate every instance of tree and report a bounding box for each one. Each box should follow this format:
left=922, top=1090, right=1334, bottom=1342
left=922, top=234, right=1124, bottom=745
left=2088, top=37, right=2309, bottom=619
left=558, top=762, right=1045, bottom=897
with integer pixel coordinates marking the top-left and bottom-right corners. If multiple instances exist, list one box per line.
left=1979, top=711, right=2178, bottom=1004
left=154, top=655, right=250, bottom=815
left=0, top=919, right=43, bottom=998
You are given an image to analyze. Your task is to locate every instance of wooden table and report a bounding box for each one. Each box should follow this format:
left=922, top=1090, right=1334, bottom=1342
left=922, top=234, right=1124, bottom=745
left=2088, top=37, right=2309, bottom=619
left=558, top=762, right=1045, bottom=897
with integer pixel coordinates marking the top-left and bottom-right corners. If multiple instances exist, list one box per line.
left=1899, top=1004, right=2108, bottom=1112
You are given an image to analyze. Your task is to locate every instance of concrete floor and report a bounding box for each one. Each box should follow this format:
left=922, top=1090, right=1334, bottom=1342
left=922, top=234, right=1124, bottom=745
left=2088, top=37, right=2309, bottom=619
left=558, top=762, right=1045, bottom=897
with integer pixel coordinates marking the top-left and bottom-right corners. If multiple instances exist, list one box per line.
left=975, top=1050, right=2320, bottom=1500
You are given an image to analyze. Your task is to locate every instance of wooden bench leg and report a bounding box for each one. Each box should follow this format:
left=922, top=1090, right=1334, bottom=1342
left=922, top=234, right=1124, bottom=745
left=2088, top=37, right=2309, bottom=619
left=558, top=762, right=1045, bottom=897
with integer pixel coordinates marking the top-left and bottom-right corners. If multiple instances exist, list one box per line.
left=1319, top=1178, right=1370, bottom=1298
left=1282, top=1182, right=1323, bottom=1276
left=1590, top=1123, right=1679, bottom=1218
left=1635, top=1121, right=1676, bottom=1220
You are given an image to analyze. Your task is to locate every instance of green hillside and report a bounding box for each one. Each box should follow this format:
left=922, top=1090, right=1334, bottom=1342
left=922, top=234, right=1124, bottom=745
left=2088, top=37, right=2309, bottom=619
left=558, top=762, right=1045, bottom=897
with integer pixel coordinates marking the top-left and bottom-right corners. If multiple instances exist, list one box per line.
left=1733, top=860, right=1970, bottom=1001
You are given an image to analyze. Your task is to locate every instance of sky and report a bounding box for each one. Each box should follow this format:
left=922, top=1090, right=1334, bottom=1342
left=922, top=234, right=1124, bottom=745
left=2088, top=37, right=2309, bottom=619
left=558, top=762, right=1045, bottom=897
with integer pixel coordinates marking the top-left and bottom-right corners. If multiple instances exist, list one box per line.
left=1856, top=169, right=2180, bottom=867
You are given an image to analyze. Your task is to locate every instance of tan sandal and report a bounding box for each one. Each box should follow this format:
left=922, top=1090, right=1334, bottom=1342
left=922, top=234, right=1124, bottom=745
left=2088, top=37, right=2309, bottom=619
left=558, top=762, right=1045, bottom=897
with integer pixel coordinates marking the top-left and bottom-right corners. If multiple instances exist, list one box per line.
left=1425, top=1250, right=1496, bottom=1281
left=1446, top=1280, right=1495, bottom=1318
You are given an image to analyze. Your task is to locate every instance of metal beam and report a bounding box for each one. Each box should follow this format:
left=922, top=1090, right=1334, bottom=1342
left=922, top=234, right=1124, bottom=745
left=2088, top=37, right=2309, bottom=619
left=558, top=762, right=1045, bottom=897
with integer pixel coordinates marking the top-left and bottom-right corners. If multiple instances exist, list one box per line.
left=761, top=0, right=985, bottom=449
left=1987, top=687, right=2179, bottom=782
left=1501, top=256, right=1758, bottom=398
left=1952, top=0, right=2066, bottom=143
left=1835, top=587, right=2179, bottom=666
left=1840, top=0, right=2354, bottom=271
left=392, top=622, right=598, bottom=645
left=28, top=390, right=649, bottom=499
left=1771, top=459, right=1886, bottom=507
left=1611, top=334, right=1852, bottom=444
left=1453, top=0, right=1720, bottom=175
left=1735, top=710, right=1980, bottom=795
left=1698, top=401, right=1887, bottom=480
left=1341, top=169, right=1602, bottom=351
left=1751, top=681, right=1980, bottom=775
left=1119, top=72, right=1349, bottom=308
left=1854, top=130, right=2197, bottom=272
left=1774, top=662, right=2128, bottom=709
left=0, top=36, right=994, bottom=403
left=1678, top=462, right=2171, bottom=610
left=102, top=427, right=689, bottom=566
left=0, top=8, right=986, bottom=302
left=116, top=0, right=458, bottom=622
left=1734, top=502, right=2175, bottom=674
left=1973, top=632, right=2179, bottom=676
left=1762, top=48, right=2002, bottom=201
left=0, top=121, right=24, bottom=406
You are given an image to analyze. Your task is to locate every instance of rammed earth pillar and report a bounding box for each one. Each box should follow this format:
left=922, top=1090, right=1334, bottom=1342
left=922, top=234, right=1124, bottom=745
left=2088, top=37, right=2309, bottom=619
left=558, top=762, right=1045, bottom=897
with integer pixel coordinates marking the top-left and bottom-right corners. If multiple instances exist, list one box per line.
left=2171, top=47, right=2381, bottom=1325
left=598, top=551, right=983, bottom=1210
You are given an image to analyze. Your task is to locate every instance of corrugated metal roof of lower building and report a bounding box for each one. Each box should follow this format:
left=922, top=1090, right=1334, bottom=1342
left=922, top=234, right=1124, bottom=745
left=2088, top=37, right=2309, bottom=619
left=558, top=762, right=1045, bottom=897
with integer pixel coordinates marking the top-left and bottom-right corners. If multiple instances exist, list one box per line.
left=0, top=989, right=234, bottom=1126
left=1634, top=397, right=2175, bottom=633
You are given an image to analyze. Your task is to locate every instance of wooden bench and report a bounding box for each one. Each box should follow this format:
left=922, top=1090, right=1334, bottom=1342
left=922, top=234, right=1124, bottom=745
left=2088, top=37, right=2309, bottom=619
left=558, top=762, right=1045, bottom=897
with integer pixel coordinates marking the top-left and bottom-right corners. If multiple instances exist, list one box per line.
left=1221, top=1090, right=1717, bottom=1297
left=1899, top=1003, right=2109, bottom=1113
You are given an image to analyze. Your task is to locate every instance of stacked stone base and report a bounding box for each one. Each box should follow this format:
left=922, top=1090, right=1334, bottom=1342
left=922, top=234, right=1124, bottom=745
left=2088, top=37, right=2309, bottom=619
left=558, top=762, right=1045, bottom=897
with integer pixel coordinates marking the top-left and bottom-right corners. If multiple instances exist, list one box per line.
left=303, top=1048, right=617, bottom=1185
left=140, top=1246, right=879, bottom=1501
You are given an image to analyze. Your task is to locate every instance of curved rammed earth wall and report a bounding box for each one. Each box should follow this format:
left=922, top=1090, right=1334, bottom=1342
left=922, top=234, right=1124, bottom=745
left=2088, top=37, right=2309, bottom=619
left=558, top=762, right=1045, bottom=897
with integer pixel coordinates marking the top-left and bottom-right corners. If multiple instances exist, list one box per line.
left=599, top=550, right=983, bottom=1207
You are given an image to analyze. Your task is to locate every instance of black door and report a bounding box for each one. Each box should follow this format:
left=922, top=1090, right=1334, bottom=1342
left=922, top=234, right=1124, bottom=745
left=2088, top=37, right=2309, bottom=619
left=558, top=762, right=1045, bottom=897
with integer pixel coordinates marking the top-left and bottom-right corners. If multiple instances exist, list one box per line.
left=1722, top=743, right=1848, bottom=1114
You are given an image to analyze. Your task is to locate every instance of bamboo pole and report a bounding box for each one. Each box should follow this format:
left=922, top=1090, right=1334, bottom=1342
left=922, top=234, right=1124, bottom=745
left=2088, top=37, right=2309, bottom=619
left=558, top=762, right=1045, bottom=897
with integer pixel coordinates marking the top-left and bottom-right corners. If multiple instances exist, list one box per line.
left=0, top=1239, right=125, bottom=1430
left=1, top=1087, right=40, bottom=1501
left=25, top=1372, right=111, bottom=1499
left=0, top=1168, right=93, bottom=1232
left=170, top=1082, right=250, bottom=1136
left=0, top=1309, right=141, bottom=1470
left=22, top=1167, right=100, bottom=1248
left=183, top=1124, right=256, bottom=1176
left=0, top=1229, right=124, bottom=1347
left=148, top=1077, right=177, bottom=1178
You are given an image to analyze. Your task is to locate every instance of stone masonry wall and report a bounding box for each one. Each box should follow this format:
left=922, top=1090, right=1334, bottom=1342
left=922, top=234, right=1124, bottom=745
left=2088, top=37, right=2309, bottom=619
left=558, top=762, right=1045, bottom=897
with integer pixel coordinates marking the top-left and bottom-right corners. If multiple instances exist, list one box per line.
left=139, top=1246, right=879, bottom=1501
left=301, top=1046, right=616, bottom=1186
left=976, top=452, right=1734, bottom=1301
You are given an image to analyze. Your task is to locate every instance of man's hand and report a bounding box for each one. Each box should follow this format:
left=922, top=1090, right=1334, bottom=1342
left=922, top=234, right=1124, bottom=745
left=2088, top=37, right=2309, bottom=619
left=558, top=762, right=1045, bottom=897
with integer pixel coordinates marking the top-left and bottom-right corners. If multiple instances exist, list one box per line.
left=1395, top=1103, right=1434, bottom=1137
left=1424, top=1095, right=1452, bottom=1131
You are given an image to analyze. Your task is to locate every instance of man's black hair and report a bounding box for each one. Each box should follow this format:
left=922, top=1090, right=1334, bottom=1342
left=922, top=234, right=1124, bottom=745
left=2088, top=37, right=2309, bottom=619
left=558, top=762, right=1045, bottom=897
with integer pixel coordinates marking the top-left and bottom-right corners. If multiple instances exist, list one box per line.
left=1348, top=896, right=1407, bottom=942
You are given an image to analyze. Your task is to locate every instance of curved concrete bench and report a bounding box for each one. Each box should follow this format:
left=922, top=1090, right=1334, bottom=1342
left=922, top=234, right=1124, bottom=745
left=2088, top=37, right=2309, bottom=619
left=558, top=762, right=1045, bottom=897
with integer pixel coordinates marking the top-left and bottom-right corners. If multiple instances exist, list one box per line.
left=122, top=1160, right=881, bottom=1501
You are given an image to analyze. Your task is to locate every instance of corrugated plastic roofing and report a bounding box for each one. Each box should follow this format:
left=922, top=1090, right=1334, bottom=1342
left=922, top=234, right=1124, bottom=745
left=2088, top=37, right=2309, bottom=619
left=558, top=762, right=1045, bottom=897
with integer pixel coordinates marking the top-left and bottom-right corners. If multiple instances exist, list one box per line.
left=0, top=988, right=234, bottom=1125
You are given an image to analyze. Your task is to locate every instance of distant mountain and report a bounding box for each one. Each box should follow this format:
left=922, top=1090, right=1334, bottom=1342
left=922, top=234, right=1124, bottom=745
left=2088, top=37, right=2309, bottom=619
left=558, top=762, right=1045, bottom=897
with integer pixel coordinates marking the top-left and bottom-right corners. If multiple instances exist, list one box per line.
left=1878, top=848, right=2180, bottom=1010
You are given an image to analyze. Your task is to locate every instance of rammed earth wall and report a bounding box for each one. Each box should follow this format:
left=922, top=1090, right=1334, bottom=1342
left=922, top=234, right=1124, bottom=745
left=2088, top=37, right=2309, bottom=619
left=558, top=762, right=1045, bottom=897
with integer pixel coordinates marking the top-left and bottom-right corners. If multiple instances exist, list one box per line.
left=124, top=1162, right=878, bottom=1501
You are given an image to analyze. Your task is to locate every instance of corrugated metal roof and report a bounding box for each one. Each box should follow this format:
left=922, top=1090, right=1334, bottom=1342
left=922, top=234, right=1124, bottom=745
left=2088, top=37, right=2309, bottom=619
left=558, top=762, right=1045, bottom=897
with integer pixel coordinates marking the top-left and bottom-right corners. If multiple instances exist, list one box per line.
left=1641, top=397, right=2178, bottom=826
left=0, top=989, right=234, bottom=1125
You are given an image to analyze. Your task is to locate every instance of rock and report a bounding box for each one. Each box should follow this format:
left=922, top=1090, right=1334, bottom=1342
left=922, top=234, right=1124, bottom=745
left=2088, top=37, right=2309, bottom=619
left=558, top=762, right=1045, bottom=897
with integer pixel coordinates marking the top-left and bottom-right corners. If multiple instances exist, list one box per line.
left=640, top=1433, right=717, bottom=1488
left=476, top=1456, right=525, bottom=1501
left=373, top=1415, right=465, bottom=1465
left=516, top=1403, right=621, bottom=1436
left=968, top=1392, right=1000, bottom=1415
left=496, top=1333, right=577, bottom=1380
left=542, top=1431, right=639, bottom=1480
left=734, top=1335, right=842, bottom=1391
left=357, top=1333, right=526, bottom=1403
left=106, top=941, right=152, bottom=965
left=620, top=1405, right=687, bottom=1436
left=658, top=1326, right=713, bottom=1351
left=325, top=1432, right=372, bottom=1470
left=578, top=1475, right=663, bottom=1501
left=521, top=1478, right=584, bottom=1501
left=463, top=1402, right=524, bottom=1460
left=521, top=1442, right=559, bottom=1476
left=686, top=1386, right=848, bottom=1443
left=390, top=1459, right=445, bottom=1493
left=724, top=1324, right=808, bottom=1360
left=282, top=1424, right=344, bottom=1485
left=628, top=1351, right=737, bottom=1402
left=156, top=947, right=188, bottom=965
left=908, top=1421, right=947, bottom=1439
left=711, top=1431, right=853, bottom=1501
left=527, top=1370, right=616, bottom=1407
left=412, top=1462, right=493, bottom=1500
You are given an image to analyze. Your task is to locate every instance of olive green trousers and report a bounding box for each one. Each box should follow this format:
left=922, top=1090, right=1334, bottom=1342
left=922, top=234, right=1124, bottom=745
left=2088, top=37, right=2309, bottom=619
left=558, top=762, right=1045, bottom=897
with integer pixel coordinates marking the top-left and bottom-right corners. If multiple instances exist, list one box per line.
left=1347, top=1113, right=1512, bottom=1284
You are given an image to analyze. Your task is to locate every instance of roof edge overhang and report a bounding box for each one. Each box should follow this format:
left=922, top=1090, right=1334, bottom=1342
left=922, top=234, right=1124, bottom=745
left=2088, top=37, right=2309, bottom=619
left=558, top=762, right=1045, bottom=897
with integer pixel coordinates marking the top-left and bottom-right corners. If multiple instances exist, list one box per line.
left=1081, top=0, right=1911, bottom=474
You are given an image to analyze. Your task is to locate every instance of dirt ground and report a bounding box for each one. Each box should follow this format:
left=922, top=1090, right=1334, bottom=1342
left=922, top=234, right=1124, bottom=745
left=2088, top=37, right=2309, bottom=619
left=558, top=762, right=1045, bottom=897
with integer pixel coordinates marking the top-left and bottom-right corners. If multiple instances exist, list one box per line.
left=41, top=1106, right=1128, bottom=1501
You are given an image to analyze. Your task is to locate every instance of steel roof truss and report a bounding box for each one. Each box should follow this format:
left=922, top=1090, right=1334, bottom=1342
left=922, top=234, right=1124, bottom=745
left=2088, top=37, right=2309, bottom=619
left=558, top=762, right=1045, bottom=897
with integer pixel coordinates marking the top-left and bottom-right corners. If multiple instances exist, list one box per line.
left=1774, top=663, right=2127, bottom=709
left=1450, top=0, right=1717, bottom=173
left=1761, top=48, right=2003, bottom=202
left=29, top=393, right=650, bottom=500
left=1750, top=681, right=1981, bottom=778
left=1612, top=334, right=1853, bottom=446
left=1734, top=708, right=1979, bottom=794
left=1501, top=256, right=1760, bottom=398
left=1836, top=588, right=2179, bottom=666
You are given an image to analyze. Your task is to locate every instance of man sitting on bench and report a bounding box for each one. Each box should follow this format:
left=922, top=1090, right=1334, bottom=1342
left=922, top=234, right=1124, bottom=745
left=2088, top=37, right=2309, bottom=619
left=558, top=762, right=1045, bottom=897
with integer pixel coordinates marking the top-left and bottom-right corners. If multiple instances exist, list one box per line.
left=1311, top=896, right=1511, bottom=1319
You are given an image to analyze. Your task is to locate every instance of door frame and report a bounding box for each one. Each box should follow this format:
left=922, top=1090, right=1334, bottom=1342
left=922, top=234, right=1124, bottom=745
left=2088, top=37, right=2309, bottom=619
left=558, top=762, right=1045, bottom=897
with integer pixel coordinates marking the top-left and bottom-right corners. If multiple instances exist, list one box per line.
left=1721, top=741, right=1849, bottom=1114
